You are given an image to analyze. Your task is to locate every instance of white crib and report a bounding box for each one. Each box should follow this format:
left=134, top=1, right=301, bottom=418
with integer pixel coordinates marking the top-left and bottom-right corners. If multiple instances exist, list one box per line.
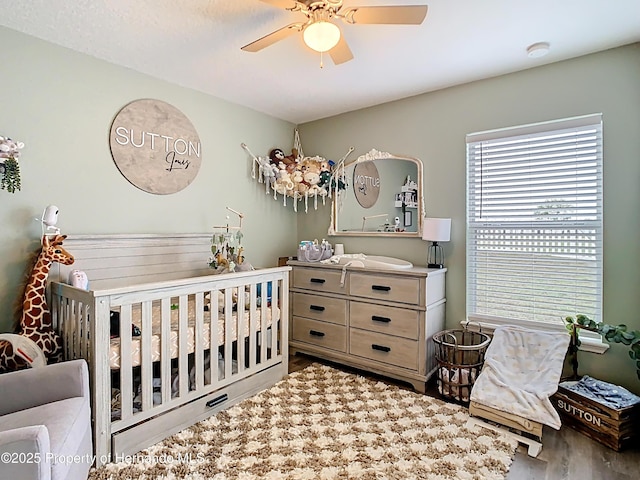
left=48, top=234, right=289, bottom=467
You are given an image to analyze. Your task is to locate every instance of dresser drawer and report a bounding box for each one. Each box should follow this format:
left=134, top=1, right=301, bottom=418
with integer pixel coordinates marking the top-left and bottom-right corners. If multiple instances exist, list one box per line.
left=292, top=267, right=345, bottom=294
left=292, top=317, right=347, bottom=352
left=350, top=301, right=419, bottom=339
left=349, top=328, right=418, bottom=370
left=349, top=272, right=420, bottom=305
left=292, top=293, right=347, bottom=325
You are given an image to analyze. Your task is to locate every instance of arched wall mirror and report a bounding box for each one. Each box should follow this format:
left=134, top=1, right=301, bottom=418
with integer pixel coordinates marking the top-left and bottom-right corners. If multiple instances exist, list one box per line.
left=329, top=149, right=425, bottom=237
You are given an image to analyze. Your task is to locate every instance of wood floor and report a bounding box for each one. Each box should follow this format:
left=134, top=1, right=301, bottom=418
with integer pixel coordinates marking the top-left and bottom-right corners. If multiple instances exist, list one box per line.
left=288, top=353, right=640, bottom=480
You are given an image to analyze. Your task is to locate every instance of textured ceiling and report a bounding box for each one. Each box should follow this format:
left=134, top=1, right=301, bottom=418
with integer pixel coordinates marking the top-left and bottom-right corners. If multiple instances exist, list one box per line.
left=1, top=0, right=639, bottom=124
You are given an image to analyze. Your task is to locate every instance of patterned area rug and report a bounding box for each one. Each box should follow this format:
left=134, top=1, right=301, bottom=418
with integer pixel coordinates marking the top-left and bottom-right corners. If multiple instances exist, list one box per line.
left=89, top=364, right=517, bottom=479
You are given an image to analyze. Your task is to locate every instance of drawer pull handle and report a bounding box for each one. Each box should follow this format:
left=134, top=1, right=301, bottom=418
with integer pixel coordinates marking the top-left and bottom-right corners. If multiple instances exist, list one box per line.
left=372, top=285, right=391, bottom=292
left=309, top=305, right=326, bottom=312
left=309, top=330, right=326, bottom=337
left=372, top=344, right=391, bottom=352
left=310, top=278, right=326, bottom=284
left=372, top=315, right=391, bottom=323
left=206, top=394, right=228, bottom=408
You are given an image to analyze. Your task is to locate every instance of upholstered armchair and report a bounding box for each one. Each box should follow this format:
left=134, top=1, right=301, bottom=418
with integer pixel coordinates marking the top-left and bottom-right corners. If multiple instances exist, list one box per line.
left=0, top=359, right=93, bottom=480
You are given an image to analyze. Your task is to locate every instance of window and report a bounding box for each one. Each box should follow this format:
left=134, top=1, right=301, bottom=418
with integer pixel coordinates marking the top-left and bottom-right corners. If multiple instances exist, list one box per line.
left=466, top=114, right=603, bottom=331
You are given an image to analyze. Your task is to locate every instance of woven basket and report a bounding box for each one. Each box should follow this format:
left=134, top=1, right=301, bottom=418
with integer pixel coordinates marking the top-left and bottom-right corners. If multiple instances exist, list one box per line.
left=433, top=329, right=491, bottom=403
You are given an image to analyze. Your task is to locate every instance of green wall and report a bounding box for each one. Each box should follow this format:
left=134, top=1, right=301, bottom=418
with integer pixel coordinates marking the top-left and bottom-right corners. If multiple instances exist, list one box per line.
left=2, top=23, right=638, bottom=393
left=0, top=26, right=297, bottom=332
left=298, top=43, right=640, bottom=393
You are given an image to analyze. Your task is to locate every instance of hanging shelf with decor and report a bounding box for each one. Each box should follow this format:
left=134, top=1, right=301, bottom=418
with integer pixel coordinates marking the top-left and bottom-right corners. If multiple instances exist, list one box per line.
left=242, top=129, right=353, bottom=212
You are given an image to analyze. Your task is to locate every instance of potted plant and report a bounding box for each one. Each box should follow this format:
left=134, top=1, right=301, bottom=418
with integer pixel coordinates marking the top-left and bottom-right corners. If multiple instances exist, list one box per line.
left=558, top=314, right=640, bottom=451
left=0, top=135, right=24, bottom=193
left=564, top=314, right=640, bottom=381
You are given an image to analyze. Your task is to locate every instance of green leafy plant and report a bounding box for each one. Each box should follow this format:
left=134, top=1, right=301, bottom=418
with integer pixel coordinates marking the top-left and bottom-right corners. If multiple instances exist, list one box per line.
left=0, top=135, right=25, bottom=193
left=564, top=314, right=640, bottom=381
left=0, top=157, right=21, bottom=193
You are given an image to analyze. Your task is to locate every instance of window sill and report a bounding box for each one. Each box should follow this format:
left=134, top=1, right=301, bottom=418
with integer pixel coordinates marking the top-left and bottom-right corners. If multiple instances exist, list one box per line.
left=575, top=335, right=609, bottom=354
left=459, top=319, right=609, bottom=354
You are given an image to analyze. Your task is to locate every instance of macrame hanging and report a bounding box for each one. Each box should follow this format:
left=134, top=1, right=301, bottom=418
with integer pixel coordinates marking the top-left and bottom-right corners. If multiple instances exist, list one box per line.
left=242, top=129, right=353, bottom=213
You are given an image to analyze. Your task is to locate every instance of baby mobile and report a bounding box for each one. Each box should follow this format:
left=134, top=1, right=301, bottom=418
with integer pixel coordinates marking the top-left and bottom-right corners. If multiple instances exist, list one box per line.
left=241, top=129, right=353, bottom=213
left=209, top=207, right=251, bottom=274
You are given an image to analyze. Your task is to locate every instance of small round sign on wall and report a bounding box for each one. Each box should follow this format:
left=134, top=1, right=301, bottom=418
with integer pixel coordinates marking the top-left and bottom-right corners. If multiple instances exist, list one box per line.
left=353, top=161, right=380, bottom=208
left=109, top=99, right=202, bottom=194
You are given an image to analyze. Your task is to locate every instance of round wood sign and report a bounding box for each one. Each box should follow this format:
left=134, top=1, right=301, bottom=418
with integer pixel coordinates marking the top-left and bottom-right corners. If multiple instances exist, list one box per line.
left=109, top=99, right=202, bottom=194
left=353, top=161, right=380, bottom=208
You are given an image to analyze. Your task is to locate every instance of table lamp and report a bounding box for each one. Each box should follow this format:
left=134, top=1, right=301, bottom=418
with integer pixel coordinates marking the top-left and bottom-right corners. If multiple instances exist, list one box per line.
left=422, top=217, right=451, bottom=268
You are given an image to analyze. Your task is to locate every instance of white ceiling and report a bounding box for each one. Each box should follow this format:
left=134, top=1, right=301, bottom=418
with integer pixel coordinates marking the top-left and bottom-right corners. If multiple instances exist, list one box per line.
left=2, top=0, right=639, bottom=124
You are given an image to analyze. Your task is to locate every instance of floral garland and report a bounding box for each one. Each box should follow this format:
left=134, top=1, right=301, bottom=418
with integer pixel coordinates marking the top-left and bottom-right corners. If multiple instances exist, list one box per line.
left=0, top=135, right=25, bottom=193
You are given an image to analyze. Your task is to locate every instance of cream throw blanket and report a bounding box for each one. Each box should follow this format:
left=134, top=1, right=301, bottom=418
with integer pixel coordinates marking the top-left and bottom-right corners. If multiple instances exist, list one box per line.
left=470, top=325, right=570, bottom=429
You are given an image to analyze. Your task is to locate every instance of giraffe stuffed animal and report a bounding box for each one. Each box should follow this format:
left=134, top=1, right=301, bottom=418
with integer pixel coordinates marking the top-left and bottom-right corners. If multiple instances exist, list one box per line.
left=0, top=234, right=75, bottom=372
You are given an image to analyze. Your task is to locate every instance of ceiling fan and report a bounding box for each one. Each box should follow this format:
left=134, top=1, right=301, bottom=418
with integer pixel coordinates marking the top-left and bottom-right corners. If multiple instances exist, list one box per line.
left=241, top=0, right=428, bottom=65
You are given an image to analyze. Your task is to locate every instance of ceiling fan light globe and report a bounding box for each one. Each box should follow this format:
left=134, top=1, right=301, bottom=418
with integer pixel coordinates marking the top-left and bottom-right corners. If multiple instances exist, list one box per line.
left=303, top=21, right=340, bottom=52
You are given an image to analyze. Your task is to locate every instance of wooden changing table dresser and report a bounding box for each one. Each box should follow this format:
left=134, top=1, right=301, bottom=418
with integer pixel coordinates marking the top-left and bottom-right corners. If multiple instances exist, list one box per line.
left=288, top=261, right=446, bottom=393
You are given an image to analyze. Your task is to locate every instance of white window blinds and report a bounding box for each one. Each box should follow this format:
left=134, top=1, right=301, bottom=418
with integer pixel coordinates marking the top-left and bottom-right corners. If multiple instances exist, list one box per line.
left=466, top=114, right=603, bottom=327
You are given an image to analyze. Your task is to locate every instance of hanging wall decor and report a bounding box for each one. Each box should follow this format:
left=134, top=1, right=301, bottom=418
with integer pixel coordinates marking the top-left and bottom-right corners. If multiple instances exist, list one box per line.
left=242, top=129, right=353, bottom=213
left=0, top=135, right=25, bottom=193
left=353, top=160, right=380, bottom=208
left=109, top=99, right=202, bottom=194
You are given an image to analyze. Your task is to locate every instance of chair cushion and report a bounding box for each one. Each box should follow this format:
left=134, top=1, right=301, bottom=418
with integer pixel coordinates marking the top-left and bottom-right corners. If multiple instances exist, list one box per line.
left=0, top=396, right=91, bottom=480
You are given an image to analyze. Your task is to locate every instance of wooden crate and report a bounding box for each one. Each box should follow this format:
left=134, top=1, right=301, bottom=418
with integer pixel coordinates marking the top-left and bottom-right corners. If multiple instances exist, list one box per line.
left=552, top=382, right=640, bottom=451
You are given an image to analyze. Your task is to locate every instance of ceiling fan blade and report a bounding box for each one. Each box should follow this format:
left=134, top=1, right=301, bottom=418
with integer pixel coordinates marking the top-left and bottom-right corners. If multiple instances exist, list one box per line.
left=258, top=0, right=299, bottom=9
left=342, top=5, right=428, bottom=25
left=330, top=35, right=354, bottom=65
left=241, top=23, right=304, bottom=52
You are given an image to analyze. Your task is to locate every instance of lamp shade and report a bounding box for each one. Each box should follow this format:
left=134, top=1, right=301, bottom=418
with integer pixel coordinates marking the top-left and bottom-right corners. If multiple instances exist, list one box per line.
left=422, top=217, right=451, bottom=242
left=303, top=21, right=340, bottom=53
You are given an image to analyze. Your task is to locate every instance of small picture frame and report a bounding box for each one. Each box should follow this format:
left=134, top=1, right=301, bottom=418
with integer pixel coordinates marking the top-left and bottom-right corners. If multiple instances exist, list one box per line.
left=404, top=210, right=412, bottom=227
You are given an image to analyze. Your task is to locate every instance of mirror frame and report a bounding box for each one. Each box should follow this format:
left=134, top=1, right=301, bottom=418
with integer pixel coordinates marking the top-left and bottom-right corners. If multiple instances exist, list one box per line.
left=329, top=149, right=425, bottom=237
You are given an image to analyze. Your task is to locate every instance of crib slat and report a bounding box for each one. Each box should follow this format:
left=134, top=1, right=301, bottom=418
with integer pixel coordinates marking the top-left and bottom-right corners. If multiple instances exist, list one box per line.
left=209, top=289, right=219, bottom=387
left=76, top=301, right=84, bottom=359
left=141, top=301, right=153, bottom=412
left=160, top=297, right=172, bottom=405
left=120, top=305, right=133, bottom=420
left=260, top=281, right=268, bottom=364
left=68, top=300, right=78, bottom=359
left=248, top=283, right=258, bottom=370
left=224, top=288, right=233, bottom=380
left=194, top=292, right=205, bottom=390
left=271, top=280, right=279, bottom=357
left=80, top=303, right=89, bottom=360
left=237, top=287, right=246, bottom=374
left=178, top=295, right=189, bottom=397
left=59, top=298, right=69, bottom=359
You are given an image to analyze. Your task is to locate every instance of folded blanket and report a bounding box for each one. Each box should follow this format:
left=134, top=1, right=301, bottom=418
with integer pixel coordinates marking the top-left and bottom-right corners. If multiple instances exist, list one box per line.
left=470, top=325, right=570, bottom=429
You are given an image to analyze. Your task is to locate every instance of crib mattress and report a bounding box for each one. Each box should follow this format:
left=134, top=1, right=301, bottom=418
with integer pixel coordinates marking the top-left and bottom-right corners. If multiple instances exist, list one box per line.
left=109, top=300, right=277, bottom=369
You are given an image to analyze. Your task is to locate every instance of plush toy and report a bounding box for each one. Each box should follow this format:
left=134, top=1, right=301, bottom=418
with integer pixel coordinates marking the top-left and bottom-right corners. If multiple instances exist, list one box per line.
left=274, top=162, right=295, bottom=196
left=300, top=158, right=321, bottom=187
left=291, top=169, right=307, bottom=195
left=269, top=148, right=298, bottom=168
left=254, top=155, right=278, bottom=190
left=328, top=160, right=347, bottom=191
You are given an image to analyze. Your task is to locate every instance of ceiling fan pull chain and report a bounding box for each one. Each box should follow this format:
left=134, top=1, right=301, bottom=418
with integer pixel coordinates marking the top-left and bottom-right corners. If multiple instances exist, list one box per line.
left=320, top=51, right=324, bottom=69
